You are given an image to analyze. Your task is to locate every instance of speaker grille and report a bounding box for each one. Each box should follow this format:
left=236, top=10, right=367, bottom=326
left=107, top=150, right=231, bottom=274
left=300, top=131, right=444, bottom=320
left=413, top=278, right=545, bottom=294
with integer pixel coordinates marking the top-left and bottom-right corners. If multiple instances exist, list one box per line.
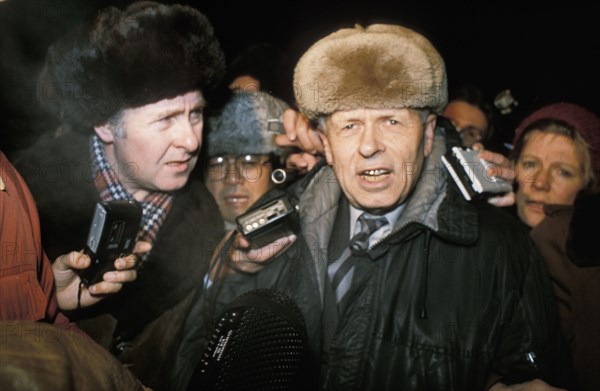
left=191, top=289, right=308, bottom=391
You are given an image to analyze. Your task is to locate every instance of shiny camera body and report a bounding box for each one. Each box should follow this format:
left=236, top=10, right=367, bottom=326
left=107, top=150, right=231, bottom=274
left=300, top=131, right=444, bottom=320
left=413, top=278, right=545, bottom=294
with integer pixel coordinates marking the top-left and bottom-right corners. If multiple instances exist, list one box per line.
left=236, top=196, right=298, bottom=248
left=79, top=200, right=142, bottom=286
left=441, top=146, right=513, bottom=201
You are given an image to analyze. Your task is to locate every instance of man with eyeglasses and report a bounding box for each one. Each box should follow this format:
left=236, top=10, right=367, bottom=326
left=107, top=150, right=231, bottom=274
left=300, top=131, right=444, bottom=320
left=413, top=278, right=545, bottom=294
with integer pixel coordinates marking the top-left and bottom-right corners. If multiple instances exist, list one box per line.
left=442, top=84, right=495, bottom=148
left=205, top=91, right=290, bottom=231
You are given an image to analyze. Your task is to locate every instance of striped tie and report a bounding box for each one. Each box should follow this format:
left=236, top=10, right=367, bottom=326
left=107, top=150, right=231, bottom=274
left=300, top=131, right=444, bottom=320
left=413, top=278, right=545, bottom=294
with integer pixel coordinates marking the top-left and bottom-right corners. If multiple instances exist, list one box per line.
left=328, top=213, right=388, bottom=304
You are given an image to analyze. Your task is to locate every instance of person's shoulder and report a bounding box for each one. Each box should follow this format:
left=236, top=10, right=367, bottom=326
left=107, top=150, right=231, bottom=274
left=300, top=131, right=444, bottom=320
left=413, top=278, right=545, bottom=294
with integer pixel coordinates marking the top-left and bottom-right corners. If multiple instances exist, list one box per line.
left=0, top=152, right=36, bottom=207
left=289, top=159, right=331, bottom=196
left=178, top=175, right=214, bottom=204
left=476, top=202, right=532, bottom=245
left=14, top=131, right=90, bottom=169
left=568, top=192, right=600, bottom=266
left=173, top=176, right=223, bottom=224
left=13, top=131, right=97, bottom=213
left=477, top=201, right=520, bottom=223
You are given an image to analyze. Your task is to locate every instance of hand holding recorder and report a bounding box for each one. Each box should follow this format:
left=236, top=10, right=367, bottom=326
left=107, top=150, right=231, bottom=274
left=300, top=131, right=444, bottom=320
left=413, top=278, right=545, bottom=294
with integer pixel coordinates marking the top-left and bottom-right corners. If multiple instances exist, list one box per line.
left=476, top=147, right=517, bottom=207
left=442, top=146, right=513, bottom=202
left=208, top=230, right=296, bottom=280
left=52, top=201, right=151, bottom=310
left=209, top=193, right=299, bottom=280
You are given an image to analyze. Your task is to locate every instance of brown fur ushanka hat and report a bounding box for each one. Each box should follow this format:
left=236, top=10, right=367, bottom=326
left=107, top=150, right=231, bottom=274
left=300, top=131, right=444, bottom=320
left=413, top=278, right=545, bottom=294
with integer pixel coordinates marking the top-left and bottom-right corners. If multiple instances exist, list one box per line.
left=294, top=24, right=447, bottom=120
left=38, top=1, right=225, bottom=130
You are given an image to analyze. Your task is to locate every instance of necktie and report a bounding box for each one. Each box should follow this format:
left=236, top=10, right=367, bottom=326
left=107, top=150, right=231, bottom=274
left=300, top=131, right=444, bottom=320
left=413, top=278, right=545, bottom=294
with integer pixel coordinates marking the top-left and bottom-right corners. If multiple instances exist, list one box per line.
left=328, top=213, right=388, bottom=304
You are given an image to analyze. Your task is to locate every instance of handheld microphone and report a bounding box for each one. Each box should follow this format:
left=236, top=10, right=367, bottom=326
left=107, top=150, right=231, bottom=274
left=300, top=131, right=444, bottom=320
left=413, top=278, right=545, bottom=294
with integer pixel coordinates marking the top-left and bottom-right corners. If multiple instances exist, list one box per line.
left=188, top=289, right=309, bottom=391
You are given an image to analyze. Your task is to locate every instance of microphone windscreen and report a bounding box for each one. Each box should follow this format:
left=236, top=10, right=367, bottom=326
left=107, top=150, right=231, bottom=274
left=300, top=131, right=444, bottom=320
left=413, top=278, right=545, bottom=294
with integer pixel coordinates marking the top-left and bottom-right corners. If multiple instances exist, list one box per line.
left=188, top=288, right=309, bottom=391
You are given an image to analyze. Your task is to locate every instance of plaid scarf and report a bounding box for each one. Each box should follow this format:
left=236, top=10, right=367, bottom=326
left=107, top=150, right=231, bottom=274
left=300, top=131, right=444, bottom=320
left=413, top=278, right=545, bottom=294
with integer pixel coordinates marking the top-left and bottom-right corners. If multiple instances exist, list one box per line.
left=90, top=136, right=174, bottom=253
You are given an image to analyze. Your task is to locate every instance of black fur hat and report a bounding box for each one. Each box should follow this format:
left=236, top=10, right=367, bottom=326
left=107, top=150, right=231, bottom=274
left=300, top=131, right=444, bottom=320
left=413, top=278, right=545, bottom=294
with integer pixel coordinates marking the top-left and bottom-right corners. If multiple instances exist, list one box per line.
left=38, top=1, right=225, bottom=130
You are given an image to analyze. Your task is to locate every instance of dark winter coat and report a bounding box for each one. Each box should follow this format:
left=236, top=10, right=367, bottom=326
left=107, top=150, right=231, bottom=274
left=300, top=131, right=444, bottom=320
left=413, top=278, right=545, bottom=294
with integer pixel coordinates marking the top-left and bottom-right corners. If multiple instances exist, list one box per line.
left=171, top=128, right=568, bottom=390
left=15, top=131, right=224, bottom=390
left=531, top=204, right=600, bottom=391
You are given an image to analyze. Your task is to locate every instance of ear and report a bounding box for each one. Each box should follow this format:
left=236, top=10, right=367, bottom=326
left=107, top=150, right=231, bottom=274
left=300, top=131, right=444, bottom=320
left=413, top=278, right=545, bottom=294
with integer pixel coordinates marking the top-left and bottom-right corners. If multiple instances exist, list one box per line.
left=318, top=130, right=334, bottom=165
left=94, top=124, right=115, bottom=143
left=423, top=113, right=436, bottom=157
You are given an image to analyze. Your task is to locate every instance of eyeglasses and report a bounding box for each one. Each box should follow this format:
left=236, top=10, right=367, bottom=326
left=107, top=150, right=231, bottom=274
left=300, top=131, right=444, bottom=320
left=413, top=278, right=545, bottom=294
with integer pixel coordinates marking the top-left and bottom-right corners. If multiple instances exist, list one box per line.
left=455, top=125, right=485, bottom=144
left=206, top=154, right=271, bottom=182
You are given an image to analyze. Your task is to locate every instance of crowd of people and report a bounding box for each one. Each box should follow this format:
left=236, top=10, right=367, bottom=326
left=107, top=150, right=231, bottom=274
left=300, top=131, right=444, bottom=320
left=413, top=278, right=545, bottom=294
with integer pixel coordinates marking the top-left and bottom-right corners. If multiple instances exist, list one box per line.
left=1, top=1, right=598, bottom=390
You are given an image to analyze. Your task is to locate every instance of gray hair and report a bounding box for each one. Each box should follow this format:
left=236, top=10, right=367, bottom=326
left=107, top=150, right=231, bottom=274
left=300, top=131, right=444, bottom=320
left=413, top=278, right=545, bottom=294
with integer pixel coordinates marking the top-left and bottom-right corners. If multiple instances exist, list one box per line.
left=107, top=109, right=126, bottom=138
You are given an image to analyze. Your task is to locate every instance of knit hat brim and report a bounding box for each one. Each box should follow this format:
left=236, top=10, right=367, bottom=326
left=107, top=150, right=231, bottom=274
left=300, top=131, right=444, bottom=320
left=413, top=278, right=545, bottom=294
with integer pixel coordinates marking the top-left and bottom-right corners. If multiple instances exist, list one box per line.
left=513, top=102, right=600, bottom=182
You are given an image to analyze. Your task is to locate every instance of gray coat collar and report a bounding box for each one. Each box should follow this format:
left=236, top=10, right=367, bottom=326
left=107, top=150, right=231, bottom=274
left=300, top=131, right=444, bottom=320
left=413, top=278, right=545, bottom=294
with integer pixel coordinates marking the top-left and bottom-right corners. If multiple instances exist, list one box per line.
left=297, top=128, right=479, bottom=296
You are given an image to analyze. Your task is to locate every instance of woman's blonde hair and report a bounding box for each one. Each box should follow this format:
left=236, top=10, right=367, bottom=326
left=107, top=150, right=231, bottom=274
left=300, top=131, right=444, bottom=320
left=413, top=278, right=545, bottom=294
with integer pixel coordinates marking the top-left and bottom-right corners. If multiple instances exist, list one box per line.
left=511, top=118, right=596, bottom=189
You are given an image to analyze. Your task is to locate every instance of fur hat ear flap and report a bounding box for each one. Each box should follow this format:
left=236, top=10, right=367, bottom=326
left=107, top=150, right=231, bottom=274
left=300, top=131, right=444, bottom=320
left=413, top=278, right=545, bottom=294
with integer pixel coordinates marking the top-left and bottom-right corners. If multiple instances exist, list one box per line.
left=207, top=91, right=290, bottom=157
left=294, top=24, right=448, bottom=120
left=38, top=2, right=225, bottom=130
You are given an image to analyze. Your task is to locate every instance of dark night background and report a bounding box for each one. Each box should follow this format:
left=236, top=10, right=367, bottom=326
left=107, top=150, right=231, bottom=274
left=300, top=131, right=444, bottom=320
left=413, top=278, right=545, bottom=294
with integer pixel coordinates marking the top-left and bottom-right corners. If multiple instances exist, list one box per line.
left=1, top=0, right=599, bottom=158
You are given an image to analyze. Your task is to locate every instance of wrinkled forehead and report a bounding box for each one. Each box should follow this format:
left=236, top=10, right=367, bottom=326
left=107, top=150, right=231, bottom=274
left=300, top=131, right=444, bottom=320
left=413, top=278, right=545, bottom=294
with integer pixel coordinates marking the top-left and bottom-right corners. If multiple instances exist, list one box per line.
left=319, top=107, right=429, bottom=128
left=124, top=90, right=205, bottom=118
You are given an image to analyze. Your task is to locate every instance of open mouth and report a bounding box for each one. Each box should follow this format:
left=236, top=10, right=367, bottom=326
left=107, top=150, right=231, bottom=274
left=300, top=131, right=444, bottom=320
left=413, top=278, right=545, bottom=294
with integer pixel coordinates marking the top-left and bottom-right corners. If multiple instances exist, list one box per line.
left=359, top=168, right=391, bottom=182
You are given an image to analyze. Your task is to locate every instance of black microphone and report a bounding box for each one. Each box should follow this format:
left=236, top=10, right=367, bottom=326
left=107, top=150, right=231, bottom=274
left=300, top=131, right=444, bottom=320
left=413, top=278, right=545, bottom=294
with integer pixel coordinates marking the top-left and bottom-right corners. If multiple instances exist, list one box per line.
left=188, top=289, right=309, bottom=391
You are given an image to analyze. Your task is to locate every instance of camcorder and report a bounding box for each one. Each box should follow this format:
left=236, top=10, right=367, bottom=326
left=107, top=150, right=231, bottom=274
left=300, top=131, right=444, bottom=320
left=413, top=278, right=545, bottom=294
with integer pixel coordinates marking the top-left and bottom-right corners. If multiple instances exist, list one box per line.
left=236, top=196, right=298, bottom=248
left=79, top=200, right=142, bottom=286
left=441, top=146, right=513, bottom=201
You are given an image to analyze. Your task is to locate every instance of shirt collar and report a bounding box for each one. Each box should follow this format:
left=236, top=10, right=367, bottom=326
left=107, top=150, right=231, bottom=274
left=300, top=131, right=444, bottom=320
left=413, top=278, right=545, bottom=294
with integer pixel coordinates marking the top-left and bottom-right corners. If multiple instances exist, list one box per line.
left=349, top=203, right=405, bottom=238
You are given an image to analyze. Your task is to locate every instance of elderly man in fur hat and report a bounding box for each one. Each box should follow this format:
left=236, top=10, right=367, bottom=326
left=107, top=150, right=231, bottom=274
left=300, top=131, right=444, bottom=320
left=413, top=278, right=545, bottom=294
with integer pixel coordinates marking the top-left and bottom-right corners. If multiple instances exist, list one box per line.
left=11, top=2, right=288, bottom=389
left=172, top=24, right=571, bottom=390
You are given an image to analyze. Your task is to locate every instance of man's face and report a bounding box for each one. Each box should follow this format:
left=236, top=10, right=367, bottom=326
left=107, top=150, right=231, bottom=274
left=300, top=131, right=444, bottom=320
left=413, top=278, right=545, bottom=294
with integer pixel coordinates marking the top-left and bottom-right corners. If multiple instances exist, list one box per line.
left=321, top=108, right=435, bottom=214
left=442, top=100, right=487, bottom=147
left=205, top=154, right=273, bottom=224
left=95, top=91, right=204, bottom=200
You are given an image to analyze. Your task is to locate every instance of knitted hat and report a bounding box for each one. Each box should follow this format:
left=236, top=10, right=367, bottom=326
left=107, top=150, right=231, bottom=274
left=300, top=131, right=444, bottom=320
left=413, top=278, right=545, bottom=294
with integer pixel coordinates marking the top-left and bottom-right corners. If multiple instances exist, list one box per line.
left=293, top=23, right=447, bottom=120
left=38, top=1, right=225, bottom=129
left=207, top=91, right=289, bottom=156
left=513, top=102, right=600, bottom=181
